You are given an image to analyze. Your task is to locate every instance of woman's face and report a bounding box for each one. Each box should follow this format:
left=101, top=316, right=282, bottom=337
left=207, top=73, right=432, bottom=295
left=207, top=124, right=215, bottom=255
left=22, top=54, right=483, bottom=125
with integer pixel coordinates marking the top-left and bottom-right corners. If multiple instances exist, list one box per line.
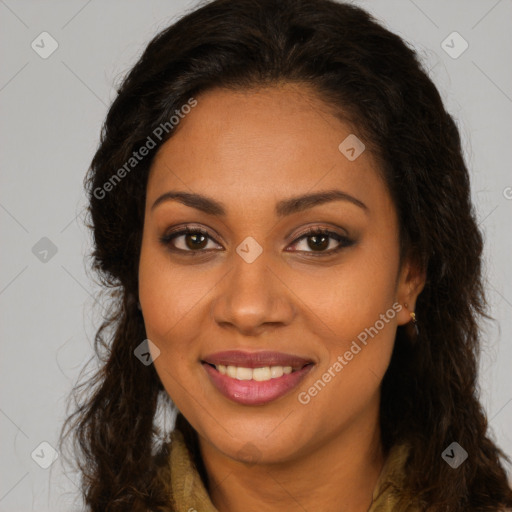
left=138, top=84, right=423, bottom=464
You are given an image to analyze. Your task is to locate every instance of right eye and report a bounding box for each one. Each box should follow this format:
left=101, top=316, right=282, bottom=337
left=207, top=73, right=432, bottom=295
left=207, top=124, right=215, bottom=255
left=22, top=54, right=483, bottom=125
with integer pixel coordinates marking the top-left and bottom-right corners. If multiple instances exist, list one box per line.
left=159, top=226, right=222, bottom=253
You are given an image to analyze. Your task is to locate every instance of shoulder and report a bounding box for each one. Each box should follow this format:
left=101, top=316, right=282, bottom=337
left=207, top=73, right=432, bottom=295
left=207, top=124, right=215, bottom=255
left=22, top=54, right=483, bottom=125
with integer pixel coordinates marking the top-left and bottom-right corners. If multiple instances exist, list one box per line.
left=369, top=441, right=424, bottom=512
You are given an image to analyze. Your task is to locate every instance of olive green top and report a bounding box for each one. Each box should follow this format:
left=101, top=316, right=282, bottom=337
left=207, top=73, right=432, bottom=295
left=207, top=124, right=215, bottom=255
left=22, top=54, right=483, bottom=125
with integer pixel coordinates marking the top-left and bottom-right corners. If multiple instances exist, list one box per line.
left=156, top=425, right=422, bottom=511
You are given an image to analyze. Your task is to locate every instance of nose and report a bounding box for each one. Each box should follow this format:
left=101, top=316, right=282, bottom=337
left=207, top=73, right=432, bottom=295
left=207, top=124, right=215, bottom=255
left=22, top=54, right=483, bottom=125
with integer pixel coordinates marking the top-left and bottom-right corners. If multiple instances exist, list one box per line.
left=210, top=251, right=296, bottom=337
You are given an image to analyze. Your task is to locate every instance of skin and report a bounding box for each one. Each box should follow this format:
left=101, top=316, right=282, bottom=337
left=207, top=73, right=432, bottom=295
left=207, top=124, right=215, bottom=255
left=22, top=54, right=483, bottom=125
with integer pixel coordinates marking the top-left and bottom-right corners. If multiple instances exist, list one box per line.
left=138, top=83, right=425, bottom=512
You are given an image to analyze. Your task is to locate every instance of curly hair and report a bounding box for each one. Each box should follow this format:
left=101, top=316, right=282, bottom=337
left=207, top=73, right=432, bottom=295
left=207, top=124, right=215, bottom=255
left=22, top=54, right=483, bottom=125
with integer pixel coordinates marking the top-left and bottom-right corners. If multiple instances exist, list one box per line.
left=59, top=0, right=512, bottom=510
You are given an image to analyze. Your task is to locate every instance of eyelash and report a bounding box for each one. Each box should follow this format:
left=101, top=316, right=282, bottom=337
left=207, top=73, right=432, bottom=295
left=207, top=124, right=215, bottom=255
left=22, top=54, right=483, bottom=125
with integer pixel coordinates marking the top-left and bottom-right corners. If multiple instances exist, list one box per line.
left=159, top=225, right=354, bottom=257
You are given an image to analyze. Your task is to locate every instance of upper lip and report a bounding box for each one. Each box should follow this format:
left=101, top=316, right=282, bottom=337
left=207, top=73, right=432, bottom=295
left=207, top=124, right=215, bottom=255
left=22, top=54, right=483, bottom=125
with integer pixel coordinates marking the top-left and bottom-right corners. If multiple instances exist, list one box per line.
left=202, top=350, right=314, bottom=369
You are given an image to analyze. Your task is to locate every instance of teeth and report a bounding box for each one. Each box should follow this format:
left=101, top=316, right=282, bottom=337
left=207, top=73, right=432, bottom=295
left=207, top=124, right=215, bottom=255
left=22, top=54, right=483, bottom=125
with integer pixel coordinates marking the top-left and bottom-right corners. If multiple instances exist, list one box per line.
left=253, top=367, right=271, bottom=381
left=270, top=366, right=283, bottom=378
left=236, top=367, right=253, bottom=380
left=215, top=364, right=296, bottom=381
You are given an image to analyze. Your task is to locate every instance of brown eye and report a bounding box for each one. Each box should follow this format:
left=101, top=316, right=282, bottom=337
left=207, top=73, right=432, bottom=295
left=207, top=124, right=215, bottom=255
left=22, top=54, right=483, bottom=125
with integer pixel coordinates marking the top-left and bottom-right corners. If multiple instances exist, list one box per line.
left=305, top=232, right=330, bottom=251
left=159, top=225, right=354, bottom=257
left=160, top=227, right=219, bottom=252
left=183, top=231, right=208, bottom=250
left=289, top=227, right=354, bottom=256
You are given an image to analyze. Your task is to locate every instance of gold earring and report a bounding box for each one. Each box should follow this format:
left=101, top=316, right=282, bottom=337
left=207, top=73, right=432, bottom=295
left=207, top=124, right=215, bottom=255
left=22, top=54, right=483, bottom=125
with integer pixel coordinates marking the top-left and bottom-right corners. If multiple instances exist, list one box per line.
left=410, top=311, right=419, bottom=337
left=403, top=303, right=419, bottom=338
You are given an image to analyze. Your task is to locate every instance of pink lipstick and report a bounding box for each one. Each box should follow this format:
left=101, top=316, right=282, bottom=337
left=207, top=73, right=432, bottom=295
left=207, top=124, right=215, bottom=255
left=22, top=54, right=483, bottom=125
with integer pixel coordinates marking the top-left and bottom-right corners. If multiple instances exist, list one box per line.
left=201, top=350, right=314, bottom=405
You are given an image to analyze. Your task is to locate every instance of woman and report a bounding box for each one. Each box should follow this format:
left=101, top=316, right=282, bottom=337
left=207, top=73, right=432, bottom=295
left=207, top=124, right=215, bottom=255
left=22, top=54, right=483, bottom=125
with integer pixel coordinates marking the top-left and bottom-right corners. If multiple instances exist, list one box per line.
left=60, top=0, right=512, bottom=510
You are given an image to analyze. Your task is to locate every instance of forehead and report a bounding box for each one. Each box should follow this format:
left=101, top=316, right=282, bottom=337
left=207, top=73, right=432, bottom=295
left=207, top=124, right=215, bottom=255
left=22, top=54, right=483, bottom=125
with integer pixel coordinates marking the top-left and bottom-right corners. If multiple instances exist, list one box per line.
left=146, top=84, right=386, bottom=214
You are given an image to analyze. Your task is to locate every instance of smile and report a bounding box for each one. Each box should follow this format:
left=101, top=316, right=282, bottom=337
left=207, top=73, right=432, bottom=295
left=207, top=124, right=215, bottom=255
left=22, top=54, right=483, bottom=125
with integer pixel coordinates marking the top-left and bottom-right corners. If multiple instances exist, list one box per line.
left=201, top=350, right=315, bottom=405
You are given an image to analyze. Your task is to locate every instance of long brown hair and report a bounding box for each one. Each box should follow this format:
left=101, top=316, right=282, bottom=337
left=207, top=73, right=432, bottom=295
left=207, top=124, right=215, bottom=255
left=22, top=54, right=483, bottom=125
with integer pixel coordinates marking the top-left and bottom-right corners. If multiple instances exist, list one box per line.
left=59, top=0, right=512, bottom=510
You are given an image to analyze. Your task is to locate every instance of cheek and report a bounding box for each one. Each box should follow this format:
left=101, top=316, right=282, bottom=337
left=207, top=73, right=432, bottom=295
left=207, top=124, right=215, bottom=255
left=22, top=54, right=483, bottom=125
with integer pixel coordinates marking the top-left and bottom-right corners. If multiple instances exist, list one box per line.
left=290, top=230, right=400, bottom=406
left=293, top=266, right=399, bottom=426
left=293, top=238, right=400, bottom=347
left=138, top=235, right=212, bottom=346
left=138, top=238, right=228, bottom=417
left=140, top=269, right=208, bottom=342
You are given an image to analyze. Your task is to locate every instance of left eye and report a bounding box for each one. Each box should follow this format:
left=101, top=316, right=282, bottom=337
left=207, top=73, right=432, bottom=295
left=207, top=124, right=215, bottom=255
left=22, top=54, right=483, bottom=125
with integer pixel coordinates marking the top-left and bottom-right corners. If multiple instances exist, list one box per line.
left=160, top=226, right=353, bottom=255
left=289, top=228, right=353, bottom=255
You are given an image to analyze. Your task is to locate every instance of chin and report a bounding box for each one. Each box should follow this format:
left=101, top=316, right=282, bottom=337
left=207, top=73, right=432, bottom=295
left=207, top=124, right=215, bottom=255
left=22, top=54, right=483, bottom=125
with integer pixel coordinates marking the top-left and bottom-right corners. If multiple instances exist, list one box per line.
left=198, top=415, right=311, bottom=465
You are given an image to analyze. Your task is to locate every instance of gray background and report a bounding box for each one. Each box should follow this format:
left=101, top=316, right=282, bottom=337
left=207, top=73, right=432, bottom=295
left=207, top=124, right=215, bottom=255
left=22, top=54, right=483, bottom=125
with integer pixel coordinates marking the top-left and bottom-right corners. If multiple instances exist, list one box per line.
left=1, top=0, right=511, bottom=510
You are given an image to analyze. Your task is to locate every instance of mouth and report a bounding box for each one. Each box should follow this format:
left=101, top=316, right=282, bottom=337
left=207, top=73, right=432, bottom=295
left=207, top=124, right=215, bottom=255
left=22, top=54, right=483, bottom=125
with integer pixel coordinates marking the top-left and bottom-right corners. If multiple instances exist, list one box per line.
left=201, top=350, right=315, bottom=405
left=202, top=361, right=311, bottom=379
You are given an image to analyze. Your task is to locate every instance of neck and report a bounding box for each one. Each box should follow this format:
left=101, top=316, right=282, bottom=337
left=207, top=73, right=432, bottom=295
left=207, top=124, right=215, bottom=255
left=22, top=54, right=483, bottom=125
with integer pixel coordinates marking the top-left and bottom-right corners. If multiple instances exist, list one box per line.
left=197, top=395, right=385, bottom=512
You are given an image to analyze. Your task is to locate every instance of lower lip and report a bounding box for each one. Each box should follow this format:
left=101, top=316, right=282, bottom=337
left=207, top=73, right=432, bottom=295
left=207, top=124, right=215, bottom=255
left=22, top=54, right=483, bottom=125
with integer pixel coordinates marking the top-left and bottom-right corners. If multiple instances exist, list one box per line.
left=202, top=363, right=314, bottom=405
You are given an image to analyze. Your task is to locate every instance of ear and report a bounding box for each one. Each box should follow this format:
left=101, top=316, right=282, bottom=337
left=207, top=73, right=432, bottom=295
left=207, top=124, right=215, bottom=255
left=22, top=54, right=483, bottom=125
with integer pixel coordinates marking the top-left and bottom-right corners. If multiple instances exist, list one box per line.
left=395, top=255, right=426, bottom=326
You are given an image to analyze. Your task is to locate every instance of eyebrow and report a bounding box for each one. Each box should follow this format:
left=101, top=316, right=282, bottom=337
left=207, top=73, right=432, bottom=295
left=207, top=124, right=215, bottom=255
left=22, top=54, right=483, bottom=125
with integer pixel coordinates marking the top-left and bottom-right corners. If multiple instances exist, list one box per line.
left=151, top=189, right=368, bottom=217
